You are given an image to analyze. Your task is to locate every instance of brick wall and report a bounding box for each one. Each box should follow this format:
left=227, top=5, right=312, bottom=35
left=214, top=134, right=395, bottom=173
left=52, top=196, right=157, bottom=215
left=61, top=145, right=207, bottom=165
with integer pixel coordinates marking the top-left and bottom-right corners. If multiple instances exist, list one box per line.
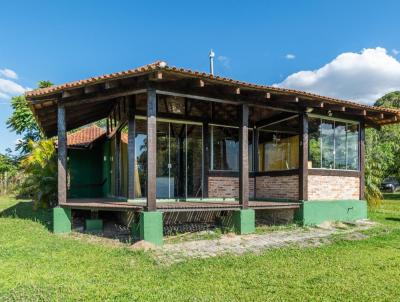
left=255, top=175, right=299, bottom=200
left=308, top=175, right=360, bottom=200
left=208, top=177, right=255, bottom=199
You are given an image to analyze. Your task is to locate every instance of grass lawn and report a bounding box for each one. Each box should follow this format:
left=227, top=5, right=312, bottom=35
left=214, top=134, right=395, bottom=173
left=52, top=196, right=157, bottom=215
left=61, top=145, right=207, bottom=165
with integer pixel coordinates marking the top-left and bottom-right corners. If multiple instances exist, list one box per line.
left=1, top=196, right=400, bottom=301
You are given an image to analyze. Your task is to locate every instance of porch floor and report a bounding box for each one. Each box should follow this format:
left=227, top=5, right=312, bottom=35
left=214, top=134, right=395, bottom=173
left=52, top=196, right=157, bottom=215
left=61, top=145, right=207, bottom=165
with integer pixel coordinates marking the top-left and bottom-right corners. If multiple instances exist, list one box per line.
left=62, top=198, right=301, bottom=212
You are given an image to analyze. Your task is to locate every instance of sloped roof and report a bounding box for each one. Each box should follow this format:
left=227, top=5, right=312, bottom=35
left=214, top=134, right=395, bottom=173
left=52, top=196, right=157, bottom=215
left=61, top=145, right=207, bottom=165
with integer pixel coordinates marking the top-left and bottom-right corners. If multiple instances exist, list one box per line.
left=25, top=61, right=400, bottom=116
left=66, top=124, right=106, bottom=148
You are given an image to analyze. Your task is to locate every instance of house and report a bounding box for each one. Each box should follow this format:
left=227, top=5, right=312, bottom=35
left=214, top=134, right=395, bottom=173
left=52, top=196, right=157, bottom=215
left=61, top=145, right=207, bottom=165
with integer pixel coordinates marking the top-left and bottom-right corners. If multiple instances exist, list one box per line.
left=26, top=61, right=400, bottom=245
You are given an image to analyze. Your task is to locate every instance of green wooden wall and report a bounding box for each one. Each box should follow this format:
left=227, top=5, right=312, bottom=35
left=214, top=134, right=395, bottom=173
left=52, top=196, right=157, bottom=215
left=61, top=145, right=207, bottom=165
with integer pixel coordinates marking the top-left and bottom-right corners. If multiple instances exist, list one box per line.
left=67, top=144, right=104, bottom=198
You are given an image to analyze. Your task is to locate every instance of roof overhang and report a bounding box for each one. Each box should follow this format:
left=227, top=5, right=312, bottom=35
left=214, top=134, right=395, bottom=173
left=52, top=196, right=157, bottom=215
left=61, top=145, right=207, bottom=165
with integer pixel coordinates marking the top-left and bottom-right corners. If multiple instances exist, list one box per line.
left=26, top=61, right=400, bottom=137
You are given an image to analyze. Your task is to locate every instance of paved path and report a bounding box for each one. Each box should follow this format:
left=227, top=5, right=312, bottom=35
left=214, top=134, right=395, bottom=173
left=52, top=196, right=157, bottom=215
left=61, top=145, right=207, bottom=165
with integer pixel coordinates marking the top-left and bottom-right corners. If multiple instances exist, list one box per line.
left=154, top=220, right=374, bottom=264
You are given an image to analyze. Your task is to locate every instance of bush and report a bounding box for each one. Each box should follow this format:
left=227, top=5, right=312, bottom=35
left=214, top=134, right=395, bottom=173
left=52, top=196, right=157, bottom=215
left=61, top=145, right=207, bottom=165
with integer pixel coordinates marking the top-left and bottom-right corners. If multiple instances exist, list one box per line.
left=20, top=140, right=57, bottom=209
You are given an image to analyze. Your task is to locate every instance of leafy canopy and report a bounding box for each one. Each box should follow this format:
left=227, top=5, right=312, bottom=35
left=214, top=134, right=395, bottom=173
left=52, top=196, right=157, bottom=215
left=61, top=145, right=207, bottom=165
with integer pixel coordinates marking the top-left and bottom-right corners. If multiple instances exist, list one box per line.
left=365, top=91, right=400, bottom=206
left=6, top=81, right=53, bottom=154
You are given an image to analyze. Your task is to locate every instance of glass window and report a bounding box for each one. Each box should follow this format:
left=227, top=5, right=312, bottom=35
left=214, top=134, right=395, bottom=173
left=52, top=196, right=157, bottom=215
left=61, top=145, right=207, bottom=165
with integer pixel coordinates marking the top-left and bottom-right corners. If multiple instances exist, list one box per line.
left=210, top=126, right=239, bottom=170
left=347, top=123, right=359, bottom=170
left=308, top=117, right=359, bottom=170
left=334, top=121, right=347, bottom=169
left=209, top=126, right=254, bottom=171
left=308, top=118, right=321, bottom=168
left=258, top=131, right=299, bottom=171
left=321, top=120, right=334, bottom=169
left=249, top=129, right=254, bottom=172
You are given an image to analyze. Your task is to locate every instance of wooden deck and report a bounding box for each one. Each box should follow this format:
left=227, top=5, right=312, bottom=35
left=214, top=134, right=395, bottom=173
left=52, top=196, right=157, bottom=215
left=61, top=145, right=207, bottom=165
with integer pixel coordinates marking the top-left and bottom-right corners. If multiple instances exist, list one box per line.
left=62, top=198, right=301, bottom=212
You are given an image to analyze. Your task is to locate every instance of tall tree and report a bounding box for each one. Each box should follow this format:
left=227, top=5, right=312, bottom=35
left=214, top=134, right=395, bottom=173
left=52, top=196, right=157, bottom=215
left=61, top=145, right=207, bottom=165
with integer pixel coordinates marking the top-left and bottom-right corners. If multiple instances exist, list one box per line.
left=7, top=81, right=53, bottom=154
left=365, top=91, right=400, bottom=206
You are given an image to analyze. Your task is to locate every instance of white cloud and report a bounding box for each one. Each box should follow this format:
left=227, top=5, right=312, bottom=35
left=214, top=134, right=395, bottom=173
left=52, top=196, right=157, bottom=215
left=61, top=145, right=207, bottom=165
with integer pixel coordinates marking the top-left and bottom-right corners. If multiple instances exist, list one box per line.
left=217, top=55, right=230, bottom=68
left=0, top=68, right=18, bottom=79
left=392, top=49, right=400, bottom=56
left=0, top=78, right=28, bottom=100
left=274, top=47, right=400, bottom=105
left=285, top=54, right=296, bottom=60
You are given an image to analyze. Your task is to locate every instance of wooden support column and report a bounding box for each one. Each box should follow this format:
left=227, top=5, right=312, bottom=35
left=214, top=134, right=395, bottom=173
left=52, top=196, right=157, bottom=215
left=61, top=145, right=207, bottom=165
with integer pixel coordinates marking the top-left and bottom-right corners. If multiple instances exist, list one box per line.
left=146, top=88, right=157, bottom=211
left=299, top=114, right=308, bottom=201
left=57, top=104, right=67, bottom=205
left=359, top=121, right=365, bottom=200
left=128, top=96, right=136, bottom=200
left=115, top=131, right=121, bottom=197
left=239, top=104, right=249, bottom=208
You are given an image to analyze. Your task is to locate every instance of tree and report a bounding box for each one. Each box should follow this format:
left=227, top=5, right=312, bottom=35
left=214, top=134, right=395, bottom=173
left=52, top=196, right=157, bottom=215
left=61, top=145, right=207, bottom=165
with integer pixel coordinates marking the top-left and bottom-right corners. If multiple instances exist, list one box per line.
left=20, top=139, right=57, bottom=208
left=7, top=81, right=53, bottom=154
left=364, top=91, right=400, bottom=206
left=0, top=149, right=20, bottom=195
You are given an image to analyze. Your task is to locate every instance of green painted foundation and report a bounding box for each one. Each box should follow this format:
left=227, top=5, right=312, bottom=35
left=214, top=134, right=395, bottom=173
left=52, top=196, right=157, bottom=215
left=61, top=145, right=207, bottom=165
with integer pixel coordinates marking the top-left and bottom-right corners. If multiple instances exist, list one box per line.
left=233, top=209, right=256, bottom=234
left=85, top=219, right=103, bottom=233
left=221, top=209, right=255, bottom=235
left=53, top=207, right=72, bottom=234
left=139, top=211, right=163, bottom=246
left=298, top=200, right=368, bottom=226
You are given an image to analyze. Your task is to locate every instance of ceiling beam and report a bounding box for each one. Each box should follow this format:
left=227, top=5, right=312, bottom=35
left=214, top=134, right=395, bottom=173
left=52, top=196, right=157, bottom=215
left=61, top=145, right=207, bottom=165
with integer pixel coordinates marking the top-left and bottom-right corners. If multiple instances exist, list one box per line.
left=105, top=80, right=120, bottom=90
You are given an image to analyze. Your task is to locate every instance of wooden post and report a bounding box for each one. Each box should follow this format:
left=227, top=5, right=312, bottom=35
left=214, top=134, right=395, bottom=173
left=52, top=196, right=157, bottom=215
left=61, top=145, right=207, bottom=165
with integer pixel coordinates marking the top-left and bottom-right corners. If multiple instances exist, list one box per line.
left=57, top=104, right=67, bottom=205
left=359, top=122, right=365, bottom=200
left=239, top=104, right=249, bottom=208
left=128, top=96, right=136, bottom=200
left=115, top=131, right=121, bottom=197
left=299, top=114, right=308, bottom=201
left=147, top=88, right=157, bottom=211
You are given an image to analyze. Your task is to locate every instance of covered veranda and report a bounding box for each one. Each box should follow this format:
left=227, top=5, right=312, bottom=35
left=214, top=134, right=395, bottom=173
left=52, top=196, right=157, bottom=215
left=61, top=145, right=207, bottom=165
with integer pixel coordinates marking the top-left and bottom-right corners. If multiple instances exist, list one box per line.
left=26, top=61, right=400, bottom=245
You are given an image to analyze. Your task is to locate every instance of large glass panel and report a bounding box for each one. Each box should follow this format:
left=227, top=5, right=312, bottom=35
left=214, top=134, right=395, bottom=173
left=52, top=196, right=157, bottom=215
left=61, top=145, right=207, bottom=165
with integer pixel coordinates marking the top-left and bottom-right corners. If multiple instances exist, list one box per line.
left=248, top=129, right=254, bottom=172
left=334, top=121, right=347, bottom=169
left=110, top=136, right=116, bottom=196
left=152, top=121, right=204, bottom=199
left=210, top=126, right=239, bottom=170
left=258, top=131, right=299, bottom=171
left=135, top=119, right=147, bottom=198
left=321, top=119, right=335, bottom=169
left=347, top=123, right=359, bottom=170
left=156, top=122, right=171, bottom=198
left=308, top=118, right=321, bottom=169
left=186, top=124, right=203, bottom=198
left=308, top=117, right=359, bottom=171
left=169, top=123, right=181, bottom=198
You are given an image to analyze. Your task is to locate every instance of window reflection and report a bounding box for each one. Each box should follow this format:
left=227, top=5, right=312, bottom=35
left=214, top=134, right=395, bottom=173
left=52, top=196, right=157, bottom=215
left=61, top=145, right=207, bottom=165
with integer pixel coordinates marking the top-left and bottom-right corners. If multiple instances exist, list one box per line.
left=258, top=132, right=299, bottom=171
left=209, top=126, right=254, bottom=171
left=308, top=117, right=359, bottom=170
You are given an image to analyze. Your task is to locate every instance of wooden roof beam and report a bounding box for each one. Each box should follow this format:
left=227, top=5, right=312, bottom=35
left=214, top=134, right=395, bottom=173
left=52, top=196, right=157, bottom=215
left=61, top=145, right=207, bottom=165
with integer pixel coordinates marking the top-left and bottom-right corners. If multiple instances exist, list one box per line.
left=271, top=96, right=299, bottom=104
left=84, top=84, right=101, bottom=94
left=323, top=104, right=346, bottom=112
left=105, top=80, right=120, bottom=90
left=62, top=88, right=83, bottom=98
left=149, top=71, right=163, bottom=81
left=345, top=108, right=367, bottom=116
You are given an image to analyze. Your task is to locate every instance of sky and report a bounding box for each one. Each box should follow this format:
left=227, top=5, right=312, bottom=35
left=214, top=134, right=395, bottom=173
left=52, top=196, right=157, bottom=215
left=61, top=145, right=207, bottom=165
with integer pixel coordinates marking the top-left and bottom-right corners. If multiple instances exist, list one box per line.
left=1, top=0, right=400, bottom=153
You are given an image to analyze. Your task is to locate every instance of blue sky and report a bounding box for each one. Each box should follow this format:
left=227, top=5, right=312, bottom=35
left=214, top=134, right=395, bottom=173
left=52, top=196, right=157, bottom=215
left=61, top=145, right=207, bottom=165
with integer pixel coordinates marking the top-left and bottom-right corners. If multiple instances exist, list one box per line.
left=1, top=0, right=400, bottom=153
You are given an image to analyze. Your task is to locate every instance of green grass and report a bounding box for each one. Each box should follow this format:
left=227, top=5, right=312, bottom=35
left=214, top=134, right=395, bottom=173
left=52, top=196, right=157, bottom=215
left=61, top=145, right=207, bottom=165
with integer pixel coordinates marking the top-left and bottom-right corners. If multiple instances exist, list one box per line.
left=1, top=196, right=400, bottom=301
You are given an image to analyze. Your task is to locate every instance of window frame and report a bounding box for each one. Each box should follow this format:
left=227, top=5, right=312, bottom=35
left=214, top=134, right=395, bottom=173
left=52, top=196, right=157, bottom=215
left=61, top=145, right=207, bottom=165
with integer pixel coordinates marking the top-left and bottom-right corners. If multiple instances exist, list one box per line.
left=209, top=124, right=255, bottom=172
left=308, top=114, right=360, bottom=172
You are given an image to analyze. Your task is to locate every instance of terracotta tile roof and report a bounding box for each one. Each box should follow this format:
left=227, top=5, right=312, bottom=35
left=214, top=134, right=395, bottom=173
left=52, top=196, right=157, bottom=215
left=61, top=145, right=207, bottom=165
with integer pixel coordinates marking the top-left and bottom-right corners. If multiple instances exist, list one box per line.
left=25, top=61, right=400, bottom=116
left=66, top=124, right=106, bottom=148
